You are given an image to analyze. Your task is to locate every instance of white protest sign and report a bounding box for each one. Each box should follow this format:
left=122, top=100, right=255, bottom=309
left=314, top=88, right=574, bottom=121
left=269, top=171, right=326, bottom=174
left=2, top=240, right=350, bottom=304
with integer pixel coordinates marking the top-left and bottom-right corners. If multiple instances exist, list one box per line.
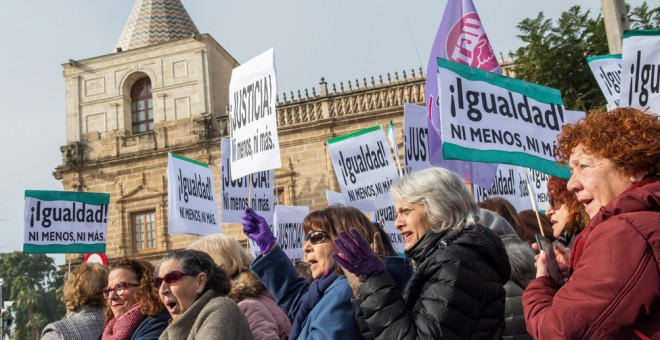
left=327, top=126, right=400, bottom=212
left=167, top=153, right=221, bottom=236
left=620, top=30, right=660, bottom=114
left=273, top=205, right=309, bottom=263
left=221, top=138, right=274, bottom=223
left=220, top=138, right=274, bottom=259
left=403, top=103, right=432, bottom=174
left=24, top=190, right=109, bottom=254
left=325, top=190, right=346, bottom=206
left=473, top=165, right=549, bottom=212
left=473, top=109, right=585, bottom=211
left=229, top=48, right=281, bottom=179
left=437, top=58, right=570, bottom=178
left=374, top=205, right=405, bottom=254
left=587, top=54, right=622, bottom=109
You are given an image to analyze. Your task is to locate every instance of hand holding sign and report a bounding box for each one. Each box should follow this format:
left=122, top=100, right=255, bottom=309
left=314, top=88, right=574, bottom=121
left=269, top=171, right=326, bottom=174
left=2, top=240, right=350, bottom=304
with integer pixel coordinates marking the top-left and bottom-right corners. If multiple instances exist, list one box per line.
left=242, top=207, right=276, bottom=255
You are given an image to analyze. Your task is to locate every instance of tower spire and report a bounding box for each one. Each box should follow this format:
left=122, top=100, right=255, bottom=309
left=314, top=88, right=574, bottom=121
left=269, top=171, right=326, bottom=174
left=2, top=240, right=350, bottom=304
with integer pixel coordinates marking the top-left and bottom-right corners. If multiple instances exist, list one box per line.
left=115, top=0, right=199, bottom=52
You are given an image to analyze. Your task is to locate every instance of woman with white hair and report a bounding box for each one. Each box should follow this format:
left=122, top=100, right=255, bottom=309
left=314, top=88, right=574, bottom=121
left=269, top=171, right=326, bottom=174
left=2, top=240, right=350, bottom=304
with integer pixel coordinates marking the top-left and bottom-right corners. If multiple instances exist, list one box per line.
left=333, top=167, right=511, bottom=339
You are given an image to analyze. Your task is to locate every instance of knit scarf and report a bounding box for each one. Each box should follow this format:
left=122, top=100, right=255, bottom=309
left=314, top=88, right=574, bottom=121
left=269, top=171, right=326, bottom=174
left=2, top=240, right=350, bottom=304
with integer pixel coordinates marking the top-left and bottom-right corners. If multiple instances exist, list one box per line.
left=289, top=272, right=339, bottom=340
left=101, top=303, right=146, bottom=340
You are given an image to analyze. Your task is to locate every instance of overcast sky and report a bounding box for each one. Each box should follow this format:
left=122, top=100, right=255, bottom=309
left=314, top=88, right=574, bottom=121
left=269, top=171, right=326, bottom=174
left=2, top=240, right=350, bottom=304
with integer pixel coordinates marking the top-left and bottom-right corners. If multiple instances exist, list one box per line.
left=0, top=0, right=646, bottom=265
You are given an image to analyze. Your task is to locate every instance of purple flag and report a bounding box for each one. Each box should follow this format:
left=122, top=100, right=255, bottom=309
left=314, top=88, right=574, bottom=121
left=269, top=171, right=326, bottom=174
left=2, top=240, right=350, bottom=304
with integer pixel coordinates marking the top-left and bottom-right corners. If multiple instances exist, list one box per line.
left=426, top=0, right=500, bottom=187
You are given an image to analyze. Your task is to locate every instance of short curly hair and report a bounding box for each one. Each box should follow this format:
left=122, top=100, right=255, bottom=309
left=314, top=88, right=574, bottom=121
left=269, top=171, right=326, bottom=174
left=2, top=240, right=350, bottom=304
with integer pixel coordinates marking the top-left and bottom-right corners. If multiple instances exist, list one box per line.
left=546, top=176, right=589, bottom=234
left=63, top=263, right=108, bottom=312
left=556, top=108, right=660, bottom=179
left=104, top=258, right=164, bottom=324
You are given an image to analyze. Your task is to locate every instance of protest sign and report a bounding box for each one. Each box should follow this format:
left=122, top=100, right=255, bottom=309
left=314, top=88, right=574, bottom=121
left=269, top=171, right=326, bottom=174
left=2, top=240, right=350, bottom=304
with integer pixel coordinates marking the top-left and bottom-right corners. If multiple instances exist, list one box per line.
left=437, top=58, right=570, bottom=178
left=167, top=153, right=221, bottom=236
left=24, top=190, right=109, bottom=253
left=229, top=48, right=281, bottom=179
left=620, top=30, right=660, bottom=113
left=473, top=165, right=549, bottom=212
left=273, top=205, right=309, bottom=263
left=403, top=103, right=432, bottom=174
left=325, top=190, right=346, bottom=206
left=426, top=0, right=500, bottom=187
left=473, top=109, right=584, bottom=211
left=587, top=54, right=622, bottom=109
left=221, top=138, right=274, bottom=223
left=221, top=138, right=274, bottom=259
left=374, top=205, right=405, bottom=254
left=387, top=121, right=403, bottom=176
left=327, top=126, right=400, bottom=212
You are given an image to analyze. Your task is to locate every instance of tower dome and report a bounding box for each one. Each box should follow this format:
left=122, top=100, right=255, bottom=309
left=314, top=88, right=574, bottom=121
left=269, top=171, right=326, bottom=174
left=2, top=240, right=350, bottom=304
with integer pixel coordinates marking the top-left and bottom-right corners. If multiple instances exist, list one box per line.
left=115, top=0, right=200, bottom=52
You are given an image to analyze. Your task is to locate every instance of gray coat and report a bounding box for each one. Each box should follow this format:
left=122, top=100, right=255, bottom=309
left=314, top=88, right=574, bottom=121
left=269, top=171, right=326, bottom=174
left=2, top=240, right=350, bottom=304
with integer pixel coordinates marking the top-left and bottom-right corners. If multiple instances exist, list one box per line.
left=479, top=208, right=535, bottom=339
left=40, top=305, right=104, bottom=340
left=158, top=290, right=253, bottom=340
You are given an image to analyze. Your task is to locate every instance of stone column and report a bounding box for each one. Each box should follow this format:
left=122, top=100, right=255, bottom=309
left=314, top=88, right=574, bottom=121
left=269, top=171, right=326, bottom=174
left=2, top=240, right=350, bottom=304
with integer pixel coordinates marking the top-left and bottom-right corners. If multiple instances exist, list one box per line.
left=601, top=0, right=629, bottom=54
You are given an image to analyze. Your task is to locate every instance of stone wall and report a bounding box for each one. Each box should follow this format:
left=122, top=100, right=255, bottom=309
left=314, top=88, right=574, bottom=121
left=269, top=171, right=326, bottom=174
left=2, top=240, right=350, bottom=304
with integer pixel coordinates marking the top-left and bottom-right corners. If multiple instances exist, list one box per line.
left=56, top=53, right=425, bottom=264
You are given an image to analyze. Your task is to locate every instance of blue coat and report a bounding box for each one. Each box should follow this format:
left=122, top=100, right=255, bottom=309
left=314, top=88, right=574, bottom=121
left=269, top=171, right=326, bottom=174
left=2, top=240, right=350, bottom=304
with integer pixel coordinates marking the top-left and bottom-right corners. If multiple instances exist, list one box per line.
left=131, top=310, right=169, bottom=340
left=251, top=246, right=360, bottom=340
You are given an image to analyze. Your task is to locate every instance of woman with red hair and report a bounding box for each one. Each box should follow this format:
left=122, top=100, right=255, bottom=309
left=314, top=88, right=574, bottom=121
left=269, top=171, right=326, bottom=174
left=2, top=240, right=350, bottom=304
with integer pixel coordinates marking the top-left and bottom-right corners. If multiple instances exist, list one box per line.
left=523, top=108, right=659, bottom=339
left=545, top=176, right=589, bottom=248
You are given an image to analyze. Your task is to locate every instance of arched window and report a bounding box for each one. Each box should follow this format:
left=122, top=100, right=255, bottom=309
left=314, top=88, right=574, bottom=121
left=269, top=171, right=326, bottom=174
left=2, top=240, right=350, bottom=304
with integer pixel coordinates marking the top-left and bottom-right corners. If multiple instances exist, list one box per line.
left=130, top=77, right=153, bottom=133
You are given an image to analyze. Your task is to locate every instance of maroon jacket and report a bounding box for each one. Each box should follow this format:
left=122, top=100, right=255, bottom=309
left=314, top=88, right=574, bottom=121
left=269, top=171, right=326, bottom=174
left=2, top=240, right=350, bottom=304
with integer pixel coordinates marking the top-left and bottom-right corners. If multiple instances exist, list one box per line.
left=522, top=180, right=660, bottom=339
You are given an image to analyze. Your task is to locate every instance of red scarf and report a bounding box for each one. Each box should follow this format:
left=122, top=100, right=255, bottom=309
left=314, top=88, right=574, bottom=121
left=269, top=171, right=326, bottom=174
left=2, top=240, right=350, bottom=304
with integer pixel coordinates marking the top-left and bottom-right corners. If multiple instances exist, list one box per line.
left=102, top=303, right=147, bottom=340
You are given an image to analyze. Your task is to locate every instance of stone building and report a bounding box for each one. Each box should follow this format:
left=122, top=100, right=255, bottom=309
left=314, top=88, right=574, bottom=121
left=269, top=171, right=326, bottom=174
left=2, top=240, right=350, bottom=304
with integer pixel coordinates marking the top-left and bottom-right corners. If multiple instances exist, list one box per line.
left=53, top=0, right=425, bottom=264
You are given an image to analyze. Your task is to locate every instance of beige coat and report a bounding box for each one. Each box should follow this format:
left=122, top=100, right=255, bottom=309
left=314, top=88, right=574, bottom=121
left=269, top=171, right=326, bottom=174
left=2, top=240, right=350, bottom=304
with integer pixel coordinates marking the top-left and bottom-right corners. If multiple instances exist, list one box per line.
left=159, top=290, right=253, bottom=340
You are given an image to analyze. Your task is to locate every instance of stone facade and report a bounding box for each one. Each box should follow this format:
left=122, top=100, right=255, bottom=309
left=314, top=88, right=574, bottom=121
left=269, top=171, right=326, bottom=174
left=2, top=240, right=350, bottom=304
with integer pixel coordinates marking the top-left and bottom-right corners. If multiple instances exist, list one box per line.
left=54, top=31, right=425, bottom=264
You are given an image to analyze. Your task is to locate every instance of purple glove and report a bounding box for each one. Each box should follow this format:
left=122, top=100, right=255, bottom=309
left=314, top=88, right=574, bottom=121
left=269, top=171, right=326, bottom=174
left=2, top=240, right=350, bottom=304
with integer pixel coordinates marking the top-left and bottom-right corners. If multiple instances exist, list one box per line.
left=242, top=207, right=276, bottom=255
left=332, top=228, right=385, bottom=279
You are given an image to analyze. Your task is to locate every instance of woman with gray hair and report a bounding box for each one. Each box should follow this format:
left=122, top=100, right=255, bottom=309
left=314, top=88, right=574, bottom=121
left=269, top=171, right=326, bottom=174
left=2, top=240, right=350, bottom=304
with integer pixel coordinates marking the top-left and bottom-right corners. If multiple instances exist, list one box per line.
left=41, top=263, right=108, bottom=340
left=156, top=249, right=252, bottom=340
left=333, top=167, right=511, bottom=339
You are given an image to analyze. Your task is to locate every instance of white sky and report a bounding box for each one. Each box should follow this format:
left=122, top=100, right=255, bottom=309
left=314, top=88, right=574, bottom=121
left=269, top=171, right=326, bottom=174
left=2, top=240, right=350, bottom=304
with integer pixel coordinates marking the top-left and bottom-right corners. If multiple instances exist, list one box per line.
left=0, top=0, right=646, bottom=265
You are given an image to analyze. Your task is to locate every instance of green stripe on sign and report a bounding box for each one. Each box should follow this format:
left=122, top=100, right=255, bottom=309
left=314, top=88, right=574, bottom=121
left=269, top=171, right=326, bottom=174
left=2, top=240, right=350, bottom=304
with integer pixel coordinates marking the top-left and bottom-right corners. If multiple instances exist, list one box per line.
left=327, top=125, right=381, bottom=144
left=623, top=30, right=660, bottom=39
left=24, top=191, right=110, bottom=205
left=442, top=143, right=570, bottom=179
left=586, top=54, right=621, bottom=62
left=171, top=153, right=209, bottom=168
left=23, top=243, right=106, bottom=254
left=436, top=58, right=563, bottom=105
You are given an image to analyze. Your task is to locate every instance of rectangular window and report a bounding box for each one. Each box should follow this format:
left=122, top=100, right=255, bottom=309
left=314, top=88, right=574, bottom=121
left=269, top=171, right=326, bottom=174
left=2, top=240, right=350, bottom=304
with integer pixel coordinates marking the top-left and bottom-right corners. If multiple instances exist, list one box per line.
left=274, top=188, right=286, bottom=205
left=132, top=211, right=156, bottom=251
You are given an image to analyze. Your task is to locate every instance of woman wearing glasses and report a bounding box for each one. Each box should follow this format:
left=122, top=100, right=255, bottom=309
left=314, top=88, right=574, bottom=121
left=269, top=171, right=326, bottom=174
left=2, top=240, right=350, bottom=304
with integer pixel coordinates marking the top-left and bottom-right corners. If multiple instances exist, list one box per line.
left=101, top=258, right=169, bottom=340
left=545, top=176, right=589, bottom=249
left=156, top=249, right=252, bottom=340
left=188, top=234, right=292, bottom=340
left=332, top=167, right=511, bottom=339
left=242, top=205, right=379, bottom=340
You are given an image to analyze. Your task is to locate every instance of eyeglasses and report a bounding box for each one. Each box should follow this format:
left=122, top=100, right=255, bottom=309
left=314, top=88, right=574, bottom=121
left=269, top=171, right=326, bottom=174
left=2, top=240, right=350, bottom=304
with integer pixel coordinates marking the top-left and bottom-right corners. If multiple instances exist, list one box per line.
left=548, top=197, right=561, bottom=210
left=153, top=271, right=191, bottom=289
left=102, top=282, right=139, bottom=299
left=305, top=231, right=330, bottom=245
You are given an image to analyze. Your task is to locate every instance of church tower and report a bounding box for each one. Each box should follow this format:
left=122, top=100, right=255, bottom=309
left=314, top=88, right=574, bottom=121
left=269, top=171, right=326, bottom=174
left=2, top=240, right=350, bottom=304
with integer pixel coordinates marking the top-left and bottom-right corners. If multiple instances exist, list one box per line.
left=54, top=0, right=239, bottom=263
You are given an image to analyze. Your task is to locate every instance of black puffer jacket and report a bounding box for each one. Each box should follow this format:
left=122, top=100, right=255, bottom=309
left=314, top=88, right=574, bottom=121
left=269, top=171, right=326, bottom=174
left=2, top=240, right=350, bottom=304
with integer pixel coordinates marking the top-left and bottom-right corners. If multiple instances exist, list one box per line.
left=355, top=224, right=511, bottom=339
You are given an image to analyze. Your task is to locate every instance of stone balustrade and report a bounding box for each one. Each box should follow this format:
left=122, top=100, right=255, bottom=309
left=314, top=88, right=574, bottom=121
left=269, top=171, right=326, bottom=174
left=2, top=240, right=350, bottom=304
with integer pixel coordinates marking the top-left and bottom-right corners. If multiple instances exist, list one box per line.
left=275, top=68, right=426, bottom=128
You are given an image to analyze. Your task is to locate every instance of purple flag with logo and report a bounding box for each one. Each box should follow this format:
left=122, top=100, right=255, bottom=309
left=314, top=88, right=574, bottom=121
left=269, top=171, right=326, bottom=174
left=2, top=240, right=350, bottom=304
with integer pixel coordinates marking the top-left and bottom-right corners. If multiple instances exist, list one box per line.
left=426, top=0, right=500, bottom=187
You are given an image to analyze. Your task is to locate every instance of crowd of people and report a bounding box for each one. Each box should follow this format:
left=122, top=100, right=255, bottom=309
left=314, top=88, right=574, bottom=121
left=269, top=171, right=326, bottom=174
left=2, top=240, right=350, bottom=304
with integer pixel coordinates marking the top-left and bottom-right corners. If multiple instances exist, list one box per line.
left=40, top=108, right=658, bottom=339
